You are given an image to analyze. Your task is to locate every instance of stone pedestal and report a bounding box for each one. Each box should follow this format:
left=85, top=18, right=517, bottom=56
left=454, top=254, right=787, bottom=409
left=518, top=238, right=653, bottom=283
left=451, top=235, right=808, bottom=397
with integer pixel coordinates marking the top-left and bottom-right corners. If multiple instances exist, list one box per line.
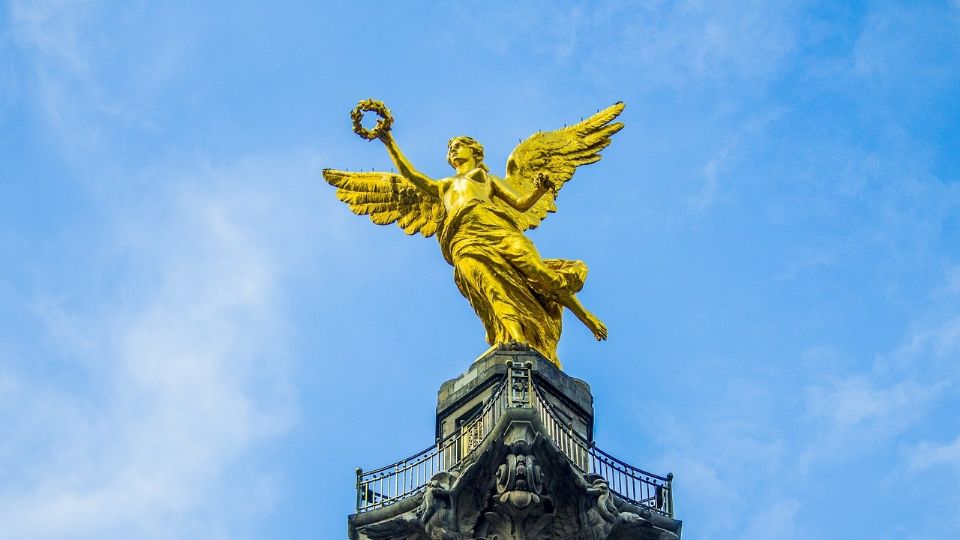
left=437, top=346, right=593, bottom=443
left=348, top=345, right=682, bottom=540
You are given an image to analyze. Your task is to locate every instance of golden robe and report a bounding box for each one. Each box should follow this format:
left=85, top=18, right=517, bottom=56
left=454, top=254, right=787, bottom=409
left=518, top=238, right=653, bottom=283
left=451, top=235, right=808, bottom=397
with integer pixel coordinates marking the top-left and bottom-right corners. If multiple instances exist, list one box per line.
left=438, top=198, right=586, bottom=366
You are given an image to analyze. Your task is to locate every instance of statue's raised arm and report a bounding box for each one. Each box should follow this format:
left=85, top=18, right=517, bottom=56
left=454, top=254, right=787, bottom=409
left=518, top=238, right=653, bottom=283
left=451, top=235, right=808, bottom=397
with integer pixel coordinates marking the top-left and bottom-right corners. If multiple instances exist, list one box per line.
left=322, top=100, right=445, bottom=237
left=378, top=130, right=442, bottom=199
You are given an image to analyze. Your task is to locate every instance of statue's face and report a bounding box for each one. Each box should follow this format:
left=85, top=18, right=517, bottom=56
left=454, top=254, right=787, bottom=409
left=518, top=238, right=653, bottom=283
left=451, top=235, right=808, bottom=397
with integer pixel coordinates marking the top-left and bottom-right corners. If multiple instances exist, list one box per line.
left=448, top=139, right=476, bottom=168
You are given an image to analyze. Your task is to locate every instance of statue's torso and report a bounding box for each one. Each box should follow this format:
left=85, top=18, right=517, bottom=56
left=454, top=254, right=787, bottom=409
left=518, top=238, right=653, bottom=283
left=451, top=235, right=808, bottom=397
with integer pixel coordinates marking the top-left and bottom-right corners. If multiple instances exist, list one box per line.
left=439, top=173, right=495, bottom=215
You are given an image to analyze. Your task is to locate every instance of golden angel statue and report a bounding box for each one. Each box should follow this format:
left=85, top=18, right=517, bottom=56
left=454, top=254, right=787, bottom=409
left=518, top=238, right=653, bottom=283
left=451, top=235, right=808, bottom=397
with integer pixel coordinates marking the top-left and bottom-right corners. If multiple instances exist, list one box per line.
left=323, top=99, right=625, bottom=368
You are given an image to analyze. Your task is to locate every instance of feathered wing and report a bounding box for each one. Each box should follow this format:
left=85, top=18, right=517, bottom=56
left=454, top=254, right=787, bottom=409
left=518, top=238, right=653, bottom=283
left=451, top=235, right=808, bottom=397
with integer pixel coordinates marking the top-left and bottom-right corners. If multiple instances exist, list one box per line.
left=500, top=102, right=625, bottom=230
left=323, top=169, right=445, bottom=237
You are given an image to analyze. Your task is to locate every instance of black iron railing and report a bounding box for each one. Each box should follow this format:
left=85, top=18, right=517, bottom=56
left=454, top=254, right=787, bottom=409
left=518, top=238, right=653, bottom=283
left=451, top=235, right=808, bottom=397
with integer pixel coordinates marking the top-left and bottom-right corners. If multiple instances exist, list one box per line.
left=591, top=445, right=674, bottom=515
left=355, top=362, right=674, bottom=517
left=355, top=376, right=511, bottom=511
left=530, top=382, right=673, bottom=515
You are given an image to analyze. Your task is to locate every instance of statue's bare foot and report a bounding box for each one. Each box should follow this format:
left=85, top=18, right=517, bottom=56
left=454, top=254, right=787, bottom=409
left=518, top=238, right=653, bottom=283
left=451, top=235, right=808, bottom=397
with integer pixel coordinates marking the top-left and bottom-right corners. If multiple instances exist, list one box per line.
left=585, top=313, right=607, bottom=341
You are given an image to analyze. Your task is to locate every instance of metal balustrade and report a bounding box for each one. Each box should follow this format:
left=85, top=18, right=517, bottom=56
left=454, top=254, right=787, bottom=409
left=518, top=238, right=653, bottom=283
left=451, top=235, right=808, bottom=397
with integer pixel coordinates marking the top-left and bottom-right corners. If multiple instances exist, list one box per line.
left=590, top=446, right=674, bottom=516
left=530, top=383, right=673, bottom=516
left=530, top=381, right=592, bottom=471
left=356, top=378, right=511, bottom=512
left=355, top=362, right=674, bottom=518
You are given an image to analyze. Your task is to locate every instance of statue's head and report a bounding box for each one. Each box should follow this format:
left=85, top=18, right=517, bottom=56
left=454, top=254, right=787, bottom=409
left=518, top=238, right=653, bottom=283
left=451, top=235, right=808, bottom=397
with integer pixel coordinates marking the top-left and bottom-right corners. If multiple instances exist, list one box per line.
left=447, top=136, right=490, bottom=172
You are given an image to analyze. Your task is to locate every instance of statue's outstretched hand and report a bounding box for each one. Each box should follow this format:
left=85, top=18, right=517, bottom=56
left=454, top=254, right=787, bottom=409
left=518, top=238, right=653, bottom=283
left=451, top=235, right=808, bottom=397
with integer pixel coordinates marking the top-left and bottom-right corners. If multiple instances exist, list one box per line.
left=536, top=173, right=556, bottom=194
left=376, top=129, right=394, bottom=144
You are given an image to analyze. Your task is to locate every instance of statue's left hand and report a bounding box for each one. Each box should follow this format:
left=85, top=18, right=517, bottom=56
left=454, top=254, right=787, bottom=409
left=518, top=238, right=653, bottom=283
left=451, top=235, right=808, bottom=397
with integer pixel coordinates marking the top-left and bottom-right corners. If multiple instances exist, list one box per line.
left=536, top=173, right=556, bottom=193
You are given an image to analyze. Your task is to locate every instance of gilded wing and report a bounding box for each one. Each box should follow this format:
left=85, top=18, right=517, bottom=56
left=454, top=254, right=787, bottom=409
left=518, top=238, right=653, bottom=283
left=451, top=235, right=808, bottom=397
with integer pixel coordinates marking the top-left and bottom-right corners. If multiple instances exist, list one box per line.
left=323, top=169, right=445, bottom=237
left=500, top=102, right=625, bottom=230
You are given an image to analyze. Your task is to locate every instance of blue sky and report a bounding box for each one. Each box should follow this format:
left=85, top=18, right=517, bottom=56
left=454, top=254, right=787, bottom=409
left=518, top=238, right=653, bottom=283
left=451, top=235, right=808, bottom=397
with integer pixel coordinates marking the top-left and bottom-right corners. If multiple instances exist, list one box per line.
left=2, top=1, right=959, bottom=538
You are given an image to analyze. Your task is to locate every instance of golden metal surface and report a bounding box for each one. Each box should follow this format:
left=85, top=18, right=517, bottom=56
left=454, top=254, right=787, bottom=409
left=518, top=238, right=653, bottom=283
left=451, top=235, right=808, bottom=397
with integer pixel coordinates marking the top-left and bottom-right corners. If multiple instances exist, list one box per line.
left=323, top=100, right=625, bottom=368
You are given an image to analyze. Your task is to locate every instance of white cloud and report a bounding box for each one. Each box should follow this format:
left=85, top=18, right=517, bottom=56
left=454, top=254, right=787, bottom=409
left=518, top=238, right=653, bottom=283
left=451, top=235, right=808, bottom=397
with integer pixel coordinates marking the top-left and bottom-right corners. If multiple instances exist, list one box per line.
left=596, top=0, right=805, bottom=89
left=907, top=435, right=960, bottom=476
left=739, top=498, right=801, bottom=540
left=888, top=316, right=960, bottom=369
left=798, top=270, right=960, bottom=471
left=2, top=8, right=352, bottom=535
left=0, top=152, right=329, bottom=538
left=805, top=376, right=943, bottom=437
left=940, top=266, right=960, bottom=296
left=774, top=251, right=838, bottom=282
left=455, top=1, right=806, bottom=91
left=686, top=109, right=783, bottom=213
left=8, top=0, right=194, bottom=178
left=9, top=0, right=101, bottom=163
left=9, top=0, right=91, bottom=74
left=689, top=142, right=730, bottom=211
left=641, top=377, right=791, bottom=538
left=648, top=265, right=960, bottom=537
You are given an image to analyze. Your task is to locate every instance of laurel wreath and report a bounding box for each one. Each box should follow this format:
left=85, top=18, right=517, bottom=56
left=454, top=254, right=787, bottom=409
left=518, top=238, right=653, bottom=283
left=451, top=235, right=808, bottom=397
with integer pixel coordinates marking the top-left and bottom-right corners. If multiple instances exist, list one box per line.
left=351, top=98, right=394, bottom=140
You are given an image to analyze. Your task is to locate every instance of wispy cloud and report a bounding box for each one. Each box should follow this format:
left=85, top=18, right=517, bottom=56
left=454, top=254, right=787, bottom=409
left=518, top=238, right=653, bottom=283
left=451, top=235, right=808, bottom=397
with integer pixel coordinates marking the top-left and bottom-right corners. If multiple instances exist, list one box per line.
left=8, top=0, right=194, bottom=180
left=9, top=0, right=102, bottom=164
left=942, top=266, right=960, bottom=296
left=687, top=109, right=783, bottom=213
left=739, top=498, right=801, bottom=540
left=0, top=152, right=325, bottom=538
left=9, top=0, right=91, bottom=74
left=886, top=315, right=960, bottom=370
left=454, top=0, right=806, bottom=90
left=801, top=265, right=960, bottom=459
left=804, top=376, right=946, bottom=446
left=614, top=1, right=804, bottom=87
left=907, top=435, right=960, bottom=476
left=640, top=376, right=792, bottom=538
left=2, top=2, right=366, bottom=534
left=689, top=141, right=732, bottom=211
left=645, top=265, right=960, bottom=537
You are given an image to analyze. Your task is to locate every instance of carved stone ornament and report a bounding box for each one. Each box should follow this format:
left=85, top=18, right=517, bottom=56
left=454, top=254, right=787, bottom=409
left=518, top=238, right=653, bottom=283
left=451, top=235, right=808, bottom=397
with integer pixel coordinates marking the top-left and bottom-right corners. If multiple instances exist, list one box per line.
left=475, top=440, right=553, bottom=540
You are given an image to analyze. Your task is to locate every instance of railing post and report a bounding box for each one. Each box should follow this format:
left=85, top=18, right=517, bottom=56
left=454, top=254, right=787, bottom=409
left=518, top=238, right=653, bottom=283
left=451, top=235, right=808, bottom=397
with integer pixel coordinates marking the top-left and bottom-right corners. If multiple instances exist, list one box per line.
left=457, top=418, right=465, bottom=465
left=394, top=463, right=400, bottom=502
left=525, top=361, right=533, bottom=409
left=355, top=467, right=363, bottom=512
left=666, top=472, right=674, bottom=517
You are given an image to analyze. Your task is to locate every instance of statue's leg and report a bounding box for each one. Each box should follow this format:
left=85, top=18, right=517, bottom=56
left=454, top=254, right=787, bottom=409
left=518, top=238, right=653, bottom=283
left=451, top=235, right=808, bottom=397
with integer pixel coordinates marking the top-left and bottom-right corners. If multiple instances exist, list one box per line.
left=499, top=234, right=579, bottom=295
left=559, top=294, right=607, bottom=341
left=455, top=253, right=527, bottom=344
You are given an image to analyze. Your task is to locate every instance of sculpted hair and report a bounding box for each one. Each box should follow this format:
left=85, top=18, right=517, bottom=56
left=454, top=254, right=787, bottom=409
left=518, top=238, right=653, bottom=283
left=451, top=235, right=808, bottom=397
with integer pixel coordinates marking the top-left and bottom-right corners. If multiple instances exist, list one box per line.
left=448, top=136, right=490, bottom=172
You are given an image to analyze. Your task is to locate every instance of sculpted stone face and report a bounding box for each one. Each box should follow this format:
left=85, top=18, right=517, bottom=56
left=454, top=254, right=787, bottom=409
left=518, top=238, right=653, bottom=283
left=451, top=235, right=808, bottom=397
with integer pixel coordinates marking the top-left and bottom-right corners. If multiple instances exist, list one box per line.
left=448, top=139, right=474, bottom=169
left=447, top=137, right=484, bottom=174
